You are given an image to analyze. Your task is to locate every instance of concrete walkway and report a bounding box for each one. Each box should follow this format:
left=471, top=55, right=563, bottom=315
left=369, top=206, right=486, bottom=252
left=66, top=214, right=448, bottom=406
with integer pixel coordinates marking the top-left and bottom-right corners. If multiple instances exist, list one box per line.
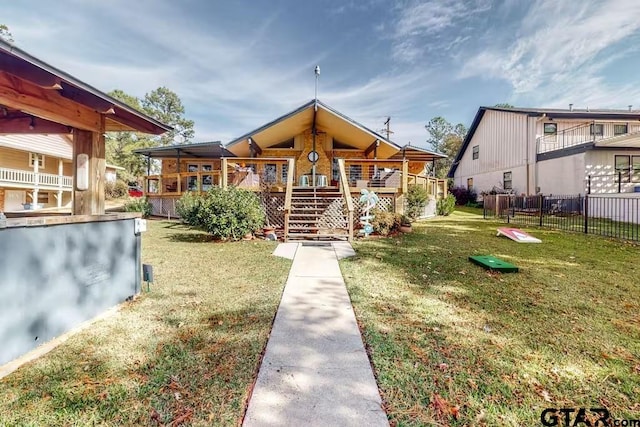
left=243, top=243, right=389, bottom=427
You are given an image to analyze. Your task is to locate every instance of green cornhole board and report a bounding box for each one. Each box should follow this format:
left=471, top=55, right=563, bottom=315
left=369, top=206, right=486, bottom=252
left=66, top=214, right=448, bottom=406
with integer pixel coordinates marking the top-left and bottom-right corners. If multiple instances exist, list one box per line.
left=469, top=255, right=519, bottom=273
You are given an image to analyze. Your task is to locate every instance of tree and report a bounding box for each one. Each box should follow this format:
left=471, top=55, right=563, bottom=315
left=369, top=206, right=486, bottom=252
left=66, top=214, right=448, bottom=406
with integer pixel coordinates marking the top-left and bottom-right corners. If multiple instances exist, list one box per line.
left=494, top=103, right=514, bottom=108
left=0, top=24, right=14, bottom=43
left=424, top=117, right=467, bottom=179
left=105, top=90, right=156, bottom=181
left=142, top=87, right=194, bottom=146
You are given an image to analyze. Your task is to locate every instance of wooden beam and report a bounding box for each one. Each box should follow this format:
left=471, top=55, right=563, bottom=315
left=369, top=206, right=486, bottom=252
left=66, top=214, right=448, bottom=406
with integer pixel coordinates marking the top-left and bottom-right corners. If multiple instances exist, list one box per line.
left=59, top=82, right=115, bottom=114
left=248, top=137, right=263, bottom=156
left=0, top=71, right=102, bottom=132
left=0, top=116, right=71, bottom=133
left=364, top=139, right=380, bottom=158
left=72, top=116, right=106, bottom=215
left=0, top=52, right=63, bottom=89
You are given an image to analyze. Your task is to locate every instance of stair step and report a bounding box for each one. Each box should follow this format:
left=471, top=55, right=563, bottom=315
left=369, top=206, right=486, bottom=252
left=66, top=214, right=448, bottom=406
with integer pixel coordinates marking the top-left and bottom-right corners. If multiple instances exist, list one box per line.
left=286, top=233, right=349, bottom=241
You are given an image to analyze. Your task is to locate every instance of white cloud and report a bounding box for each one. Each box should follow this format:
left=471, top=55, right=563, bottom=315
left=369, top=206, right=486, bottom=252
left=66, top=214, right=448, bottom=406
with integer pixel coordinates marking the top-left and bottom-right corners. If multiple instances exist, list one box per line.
left=460, top=0, right=640, bottom=107
left=391, top=0, right=490, bottom=62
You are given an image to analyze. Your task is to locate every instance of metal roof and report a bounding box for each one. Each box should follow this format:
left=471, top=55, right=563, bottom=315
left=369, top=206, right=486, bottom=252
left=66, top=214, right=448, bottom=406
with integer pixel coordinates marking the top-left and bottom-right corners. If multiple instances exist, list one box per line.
left=0, top=39, right=172, bottom=135
left=134, top=141, right=235, bottom=159
left=390, top=144, right=447, bottom=162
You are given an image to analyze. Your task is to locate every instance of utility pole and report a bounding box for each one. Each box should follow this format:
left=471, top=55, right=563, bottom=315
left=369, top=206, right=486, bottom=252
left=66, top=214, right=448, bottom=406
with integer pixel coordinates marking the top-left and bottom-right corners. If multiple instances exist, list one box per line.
left=381, top=116, right=394, bottom=140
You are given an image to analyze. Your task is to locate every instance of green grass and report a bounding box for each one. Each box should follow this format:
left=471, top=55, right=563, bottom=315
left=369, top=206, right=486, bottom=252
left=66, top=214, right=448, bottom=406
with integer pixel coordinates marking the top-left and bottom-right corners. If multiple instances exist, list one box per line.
left=0, top=220, right=290, bottom=426
left=341, top=210, right=640, bottom=426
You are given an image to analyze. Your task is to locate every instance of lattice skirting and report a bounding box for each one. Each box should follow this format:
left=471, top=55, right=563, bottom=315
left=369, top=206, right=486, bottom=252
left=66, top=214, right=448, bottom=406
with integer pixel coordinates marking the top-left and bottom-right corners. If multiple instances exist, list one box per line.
left=149, top=196, right=180, bottom=218
left=262, top=194, right=285, bottom=229
left=317, top=197, right=348, bottom=231
left=353, top=194, right=395, bottom=218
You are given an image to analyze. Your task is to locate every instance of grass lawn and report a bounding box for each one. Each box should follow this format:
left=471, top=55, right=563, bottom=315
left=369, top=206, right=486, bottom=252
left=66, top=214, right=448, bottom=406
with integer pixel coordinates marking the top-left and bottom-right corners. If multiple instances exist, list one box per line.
left=341, top=209, right=640, bottom=426
left=0, top=220, right=291, bottom=426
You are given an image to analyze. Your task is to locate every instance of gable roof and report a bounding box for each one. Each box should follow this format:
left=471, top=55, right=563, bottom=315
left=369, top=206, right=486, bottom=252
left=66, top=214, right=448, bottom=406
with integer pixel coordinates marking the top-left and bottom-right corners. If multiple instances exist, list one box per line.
left=447, top=106, right=640, bottom=178
left=225, top=100, right=402, bottom=158
left=389, top=144, right=447, bottom=162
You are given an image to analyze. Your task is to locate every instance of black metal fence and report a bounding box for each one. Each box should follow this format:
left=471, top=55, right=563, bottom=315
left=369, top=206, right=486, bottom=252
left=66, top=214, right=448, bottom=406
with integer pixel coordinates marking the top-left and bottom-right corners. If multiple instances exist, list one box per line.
left=483, top=194, right=640, bottom=242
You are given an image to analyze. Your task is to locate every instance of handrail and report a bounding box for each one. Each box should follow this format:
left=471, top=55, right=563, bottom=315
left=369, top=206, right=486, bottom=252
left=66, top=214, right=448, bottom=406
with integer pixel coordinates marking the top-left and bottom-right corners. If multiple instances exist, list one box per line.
left=283, top=158, right=295, bottom=242
left=338, top=158, right=354, bottom=241
left=0, top=167, right=73, bottom=189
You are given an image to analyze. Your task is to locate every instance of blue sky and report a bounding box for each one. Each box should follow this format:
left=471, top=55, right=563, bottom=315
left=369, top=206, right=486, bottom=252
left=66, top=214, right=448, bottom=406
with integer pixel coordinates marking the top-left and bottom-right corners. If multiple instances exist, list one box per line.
left=4, top=0, right=640, bottom=148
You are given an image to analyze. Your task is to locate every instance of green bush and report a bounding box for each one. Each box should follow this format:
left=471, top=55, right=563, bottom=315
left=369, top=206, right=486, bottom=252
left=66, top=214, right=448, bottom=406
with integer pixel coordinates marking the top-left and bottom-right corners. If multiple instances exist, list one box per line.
left=371, top=208, right=402, bottom=236
left=436, top=194, right=456, bottom=216
left=176, top=191, right=204, bottom=227
left=198, top=187, right=265, bottom=240
left=406, top=185, right=429, bottom=220
left=123, top=197, right=152, bottom=218
left=105, top=179, right=128, bottom=200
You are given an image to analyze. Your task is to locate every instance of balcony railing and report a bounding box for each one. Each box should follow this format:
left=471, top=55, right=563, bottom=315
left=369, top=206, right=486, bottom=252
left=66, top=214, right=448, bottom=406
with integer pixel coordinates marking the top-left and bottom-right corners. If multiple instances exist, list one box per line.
left=537, top=121, right=640, bottom=154
left=0, top=167, right=72, bottom=189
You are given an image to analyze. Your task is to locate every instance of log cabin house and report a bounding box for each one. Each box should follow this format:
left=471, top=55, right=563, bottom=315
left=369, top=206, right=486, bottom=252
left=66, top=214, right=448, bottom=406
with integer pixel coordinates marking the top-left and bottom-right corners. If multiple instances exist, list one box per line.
left=136, top=100, right=448, bottom=241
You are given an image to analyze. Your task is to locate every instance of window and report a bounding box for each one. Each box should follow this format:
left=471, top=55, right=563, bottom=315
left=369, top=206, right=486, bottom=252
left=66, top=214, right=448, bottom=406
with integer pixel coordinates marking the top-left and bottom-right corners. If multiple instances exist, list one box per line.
left=615, top=155, right=631, bottom=183
left=467, top=178, right=473, bottom=191
left=201, top=164, right=213, bottom=172
left=281, top=163, right=289, bottom=182
left=614, top=124, right=628, bottom=136
left=472, top=145, right=479, bottom=160
left=332, top=158, right=339, bottom=183
left=29, top=153, right=45, bottom=168
left=503, top=171, right=513, bottom=191
left=543, top=123, right=557, bottom=135
left=634, top=156, right=640, bottom=183
left=187, top=164, right=198, bottom=172
left=590, top=123, right=604, bottom=137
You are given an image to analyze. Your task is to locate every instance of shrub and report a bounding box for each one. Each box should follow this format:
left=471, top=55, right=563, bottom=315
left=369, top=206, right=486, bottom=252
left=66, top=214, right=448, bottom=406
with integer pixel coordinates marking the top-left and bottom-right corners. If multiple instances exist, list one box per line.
left=198, top=187, right=265, bottom=240
left=406, top=185, right=429, bottom=220
left=436, top=194, right=456, bottom=216
left=371, top=208, right=402, bottom=236
left=449, top=186, right=478, bottom=206
left=105, top=179, right=128, bottom=200
left=176, top=191, right=204, bottom=227
left=123, top=197, right=152, bottom=218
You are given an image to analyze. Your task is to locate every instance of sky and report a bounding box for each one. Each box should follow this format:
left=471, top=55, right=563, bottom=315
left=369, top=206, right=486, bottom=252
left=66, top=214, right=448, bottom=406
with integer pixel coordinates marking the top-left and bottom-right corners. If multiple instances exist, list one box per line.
left=4, top=0, right=640, bottom=149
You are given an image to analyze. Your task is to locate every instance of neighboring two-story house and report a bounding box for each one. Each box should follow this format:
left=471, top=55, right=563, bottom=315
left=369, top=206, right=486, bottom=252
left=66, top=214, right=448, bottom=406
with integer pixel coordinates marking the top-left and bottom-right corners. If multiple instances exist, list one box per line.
left=449, top=106, right=640, bottom=197
left=0, top=134, right=123, bottom=212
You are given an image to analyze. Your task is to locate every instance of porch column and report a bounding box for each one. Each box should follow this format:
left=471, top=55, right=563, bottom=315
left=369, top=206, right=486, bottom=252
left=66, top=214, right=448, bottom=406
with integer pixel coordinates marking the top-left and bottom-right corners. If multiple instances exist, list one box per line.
left=221, top=158, right=228, bottom=188
left=72, top=116, right=106, bottom=215
left=32, top=152, right=39, bottom=210
left=57, top=159, right=63, bottom=208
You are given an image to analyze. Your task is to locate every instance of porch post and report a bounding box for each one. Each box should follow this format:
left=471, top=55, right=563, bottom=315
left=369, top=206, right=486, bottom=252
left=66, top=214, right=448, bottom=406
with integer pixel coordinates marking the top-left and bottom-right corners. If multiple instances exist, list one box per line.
left=72, top=116, right=106, bottom=215
left=221, top=158, right=228, bottom=188
left=32, top=152, right=39, bottom=210
left=57, top=159, right=63, bottom=208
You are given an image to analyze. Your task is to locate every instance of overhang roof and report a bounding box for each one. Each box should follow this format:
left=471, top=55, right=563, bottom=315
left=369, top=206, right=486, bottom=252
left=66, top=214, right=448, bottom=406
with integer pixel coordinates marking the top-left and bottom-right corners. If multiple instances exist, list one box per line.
left=134, top=141, right=235, bottom=159
left=594, top=132, right=640, bottom=149
left=225, top=100, right=402, bottom=158
left=0, top=40, right=172, bottom=135
left=0, top=133, right=73, bottom=159
left=390, top=144, right=447, bottom=162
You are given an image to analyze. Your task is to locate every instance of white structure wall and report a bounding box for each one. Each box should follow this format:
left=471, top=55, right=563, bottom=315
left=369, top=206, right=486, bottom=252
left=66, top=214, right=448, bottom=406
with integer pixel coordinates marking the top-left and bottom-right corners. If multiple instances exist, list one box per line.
left=585, top=150, right=639, bottom=194
left=537, top=153, right=586, bottom=195
left=454, top=110, right=537, bottom=195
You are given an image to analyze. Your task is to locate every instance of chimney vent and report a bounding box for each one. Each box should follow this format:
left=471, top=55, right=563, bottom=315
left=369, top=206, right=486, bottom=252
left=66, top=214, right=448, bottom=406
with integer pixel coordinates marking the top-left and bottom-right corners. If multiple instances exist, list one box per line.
left=629, top=105, right=633, bottom=111
left=569, top=103, right=573, bottom=111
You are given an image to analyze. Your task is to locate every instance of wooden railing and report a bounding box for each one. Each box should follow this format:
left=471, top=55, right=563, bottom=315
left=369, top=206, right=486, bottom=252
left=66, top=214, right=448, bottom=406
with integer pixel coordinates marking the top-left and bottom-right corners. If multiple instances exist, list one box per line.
left=144, top=171, right=222, bottom=195
left=407, top=173, right=447, bottom=198
left=0, top=167, right=73, bottom=189
left=222, top=157, right=293, bottom=190
left=283, top=158, right=295, bottom=242
left=342, top=159, right=406, bottom=192
left=338, top=158, right=354, bottom=241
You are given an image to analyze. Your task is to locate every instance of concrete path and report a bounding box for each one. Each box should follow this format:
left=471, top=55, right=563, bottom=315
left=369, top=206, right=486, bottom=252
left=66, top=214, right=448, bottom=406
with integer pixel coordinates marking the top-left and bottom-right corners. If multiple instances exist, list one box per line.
left=244, top=243, right=389, bottom=427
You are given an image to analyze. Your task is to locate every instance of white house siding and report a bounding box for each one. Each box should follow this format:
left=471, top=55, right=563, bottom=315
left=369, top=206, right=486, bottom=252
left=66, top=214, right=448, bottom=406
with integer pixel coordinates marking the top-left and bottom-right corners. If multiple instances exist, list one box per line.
left=454, top=110, right=537, bottom=195
left=585, top=150, right=640, bottom=194
left=537, top=153, right=586, bottom=195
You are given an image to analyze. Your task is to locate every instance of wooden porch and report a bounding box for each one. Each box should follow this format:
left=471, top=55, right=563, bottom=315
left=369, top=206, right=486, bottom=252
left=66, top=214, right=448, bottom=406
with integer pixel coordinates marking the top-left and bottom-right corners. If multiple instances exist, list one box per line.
left=143, top=157, right=447, bottom=241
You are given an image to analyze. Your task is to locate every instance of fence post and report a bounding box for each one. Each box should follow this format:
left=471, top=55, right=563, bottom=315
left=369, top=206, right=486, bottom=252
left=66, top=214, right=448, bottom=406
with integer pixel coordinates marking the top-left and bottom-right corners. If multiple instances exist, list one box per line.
left=539, top=194, right=544, bottom=227
left=584, top=194, right=589, bottom=234
left=618, top=171, right=622, bottom=193
left=495, top=194, right=499, bottom=217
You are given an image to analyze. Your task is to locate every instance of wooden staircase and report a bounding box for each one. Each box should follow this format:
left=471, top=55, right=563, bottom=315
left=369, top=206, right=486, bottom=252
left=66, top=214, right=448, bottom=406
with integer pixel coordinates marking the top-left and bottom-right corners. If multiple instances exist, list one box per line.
left=285, top=187, right=350, bottom=241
